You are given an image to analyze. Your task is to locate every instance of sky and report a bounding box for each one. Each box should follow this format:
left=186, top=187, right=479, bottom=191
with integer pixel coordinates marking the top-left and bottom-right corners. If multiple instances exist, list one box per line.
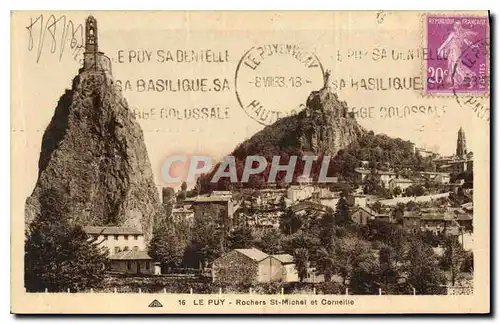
left=11, top=11, right=490, bottom=194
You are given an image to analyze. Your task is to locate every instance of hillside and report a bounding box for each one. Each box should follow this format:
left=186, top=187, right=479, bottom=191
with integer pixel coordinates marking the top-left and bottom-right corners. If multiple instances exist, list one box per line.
left=200, top=85, right=422, bottom=192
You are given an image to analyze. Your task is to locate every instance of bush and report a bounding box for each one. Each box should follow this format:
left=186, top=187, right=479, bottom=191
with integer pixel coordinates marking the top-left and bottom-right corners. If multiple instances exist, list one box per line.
left=315, top=281, right=346, bottom=295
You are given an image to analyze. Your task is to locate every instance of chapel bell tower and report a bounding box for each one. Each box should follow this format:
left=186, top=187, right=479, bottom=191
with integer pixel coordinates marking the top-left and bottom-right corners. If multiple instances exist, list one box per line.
left=85, top=16, right=98, bottom=53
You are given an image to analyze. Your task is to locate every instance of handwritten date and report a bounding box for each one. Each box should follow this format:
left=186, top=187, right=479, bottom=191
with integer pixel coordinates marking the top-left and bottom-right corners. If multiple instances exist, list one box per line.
left=26, top=14, right=85, bottom=63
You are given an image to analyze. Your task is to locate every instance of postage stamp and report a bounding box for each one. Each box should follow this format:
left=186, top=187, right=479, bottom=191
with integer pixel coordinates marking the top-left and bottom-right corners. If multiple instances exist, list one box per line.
left=425, top=15, right=489, bottom=95
left=11, top=11, right=490, bottom=314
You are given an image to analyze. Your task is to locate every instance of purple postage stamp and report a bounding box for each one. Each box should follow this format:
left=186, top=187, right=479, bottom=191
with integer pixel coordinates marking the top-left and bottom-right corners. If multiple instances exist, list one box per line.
left=425, top=15, right=489, bottom=95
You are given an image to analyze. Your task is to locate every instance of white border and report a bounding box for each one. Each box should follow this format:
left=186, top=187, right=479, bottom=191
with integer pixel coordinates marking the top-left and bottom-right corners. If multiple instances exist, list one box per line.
left=4, top=1, right=498, bottom=323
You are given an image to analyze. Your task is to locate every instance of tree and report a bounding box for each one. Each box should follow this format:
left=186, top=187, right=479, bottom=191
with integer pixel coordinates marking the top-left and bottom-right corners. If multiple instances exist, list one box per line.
left=279, top=208, right=303, bottom=235
left=439, top=236, right=466, bottom=285
left=364, top=169, right=383, bottom=195
left=391, top=203, right=406, bottom=225
left=25, top=190, right=108, bottom=292
left=319, top=209, right=336, bottom=249
left=162, top=187, right=175, bottom=203
left=256, top=228, right=284, bottom=254
left=334, top=197, right=351, bottom=226
left=189, top=206, right=226, bottom=269
left=317, top=246, right=335, bottom=282
left=227, top=226, right=254, bottom=250
left=148, top=224, right=185, bottom=272
left=371, top=201, right=383, bottom=214
left=462, top=250, right=474, bottom=273
left=404, top=238, right=446, bottom=293
left=392, top=185, right=402, bottom=197
left=335, top=236, right=377, bottom=287
left=176, top=182, right=188, bottom=202
left=293, top=248, right=309, bottom=282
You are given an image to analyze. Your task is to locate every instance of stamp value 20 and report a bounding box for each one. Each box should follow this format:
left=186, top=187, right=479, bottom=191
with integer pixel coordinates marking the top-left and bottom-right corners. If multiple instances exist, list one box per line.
left=425, top=15, right=489, bottom=95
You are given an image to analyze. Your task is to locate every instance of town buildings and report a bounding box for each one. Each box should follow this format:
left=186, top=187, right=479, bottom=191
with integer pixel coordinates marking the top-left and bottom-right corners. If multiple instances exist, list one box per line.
left=418, top=171, right=451, bottom=184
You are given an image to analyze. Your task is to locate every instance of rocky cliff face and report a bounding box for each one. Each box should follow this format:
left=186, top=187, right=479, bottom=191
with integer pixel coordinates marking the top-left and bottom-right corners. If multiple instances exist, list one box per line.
left=297, top=87, right=365, bottom=154
left=232, top=86, right=365, bottom=158
left=25, top=70, right=160, bottom=241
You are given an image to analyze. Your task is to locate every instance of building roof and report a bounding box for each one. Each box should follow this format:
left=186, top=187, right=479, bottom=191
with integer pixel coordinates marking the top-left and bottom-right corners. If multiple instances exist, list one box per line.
left=389, top=178, right=413, bottom=184
left=109, top=250, right=152, bottom=260
left=353, top=206, right=387, bottom=217
left=172, top=208, right=194, bottom=214
left=235, top=248, right=269, bottom=262
left=420, top=212, right=456, bottom=221
left=83, top=226, right=143, bottom=235
left=456, top=214, right=473, bottom=221
left=354, top=168, right=371, bottom=175
left=272, top=254, right=294, bottom=264
left=212, top=191, right=233, bottom=196
left=290, top=201, right=328, bottom=213
left=462, top=202, right=473, bottom=210
left=184, top=195, right=231, bottom=203
left=403, top=211, right=421, bottom=218
left=419, top=171, right=450, bottom=176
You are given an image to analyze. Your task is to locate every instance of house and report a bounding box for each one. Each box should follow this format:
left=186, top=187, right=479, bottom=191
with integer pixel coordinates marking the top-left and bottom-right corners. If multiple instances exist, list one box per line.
left=354, top=168, right=371, bottom=183
left=184, top=192, right=236, bottom=227
left=353, top=194, right=368, bottom=208
left=351, top=206, right=389, bottom=225
left=109, top=250, right=154, bottom=275
left=455, top=213, right=473, bottom=232
left=83, top=226, right=146, bottom=255
left=420, top=212, right=461, bottom=235
left=461, top=202, right=473, bottom=212
left=312, top=188, right=341, bottom=209
left=287, top=185, right=315, bottom=202
left=379, top=171, right=397, bottom=188
left=402, top=211, right=421, bottom=233
left=388, top=178, right=413, bottom=191
left=212, top=191, right=233, bottom=198
left=212, top=248, right=283, bottom=284
left=415, top=147, right=434, bottom=158
left=171, top=207, right=195, bottom=223
left=290, top=201, right=329, bottom=216
left=418, top=171, right=451, bottom=184
left=271, top=254, right=299, bottom=282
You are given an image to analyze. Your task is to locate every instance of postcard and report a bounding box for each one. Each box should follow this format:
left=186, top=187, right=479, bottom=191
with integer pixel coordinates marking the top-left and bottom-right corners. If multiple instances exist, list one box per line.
left=11, top=10, right=490, bottom=314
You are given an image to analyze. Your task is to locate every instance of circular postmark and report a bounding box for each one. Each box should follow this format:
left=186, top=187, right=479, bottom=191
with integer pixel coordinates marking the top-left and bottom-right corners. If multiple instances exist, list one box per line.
left=452, top=38, right=490, bottom=122
left=235, top=44, right=324, bottom=126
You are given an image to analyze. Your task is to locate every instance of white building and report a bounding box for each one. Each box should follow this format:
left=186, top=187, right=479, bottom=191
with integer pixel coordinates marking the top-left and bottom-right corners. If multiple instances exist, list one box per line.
left=272, top=254, right=299, bottom=282
left=83, top=226, right=146, bottom=255
left=287, top=185, right=315, bottom=202
left=388, top=178, right=413, bottom=191
left=379, top=171, right=397, bottom=188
